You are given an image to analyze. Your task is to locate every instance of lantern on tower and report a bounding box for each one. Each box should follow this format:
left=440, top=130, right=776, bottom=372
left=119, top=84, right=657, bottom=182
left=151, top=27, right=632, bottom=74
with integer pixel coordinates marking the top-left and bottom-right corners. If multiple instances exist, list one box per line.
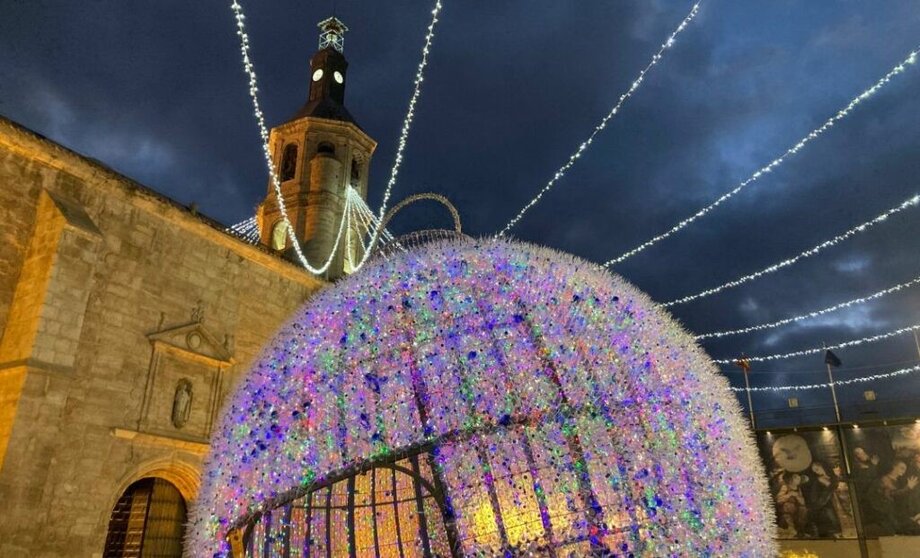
left=190, top=234, right=775, bottom=556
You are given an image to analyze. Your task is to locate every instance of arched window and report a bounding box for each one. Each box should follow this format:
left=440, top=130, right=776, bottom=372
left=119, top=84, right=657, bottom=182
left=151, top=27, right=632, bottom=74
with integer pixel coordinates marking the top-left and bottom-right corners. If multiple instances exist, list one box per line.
left=280, top=144, right=298, bottom=182
left=103, top=478, right=187, bottom=558
left=271, top=221, right=289, bottom=251
left=317, top=142, right=335, bottom=156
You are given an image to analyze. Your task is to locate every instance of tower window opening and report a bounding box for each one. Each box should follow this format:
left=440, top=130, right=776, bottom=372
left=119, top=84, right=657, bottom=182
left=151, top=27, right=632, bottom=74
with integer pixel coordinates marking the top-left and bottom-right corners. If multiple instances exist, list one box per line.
left=271, top=220, right=290, bottom=251
left=280, top=144, right=298, bottom=181
left=350, top=160, right=361, bottom=183
left=317, top=142, right=335, bottom=156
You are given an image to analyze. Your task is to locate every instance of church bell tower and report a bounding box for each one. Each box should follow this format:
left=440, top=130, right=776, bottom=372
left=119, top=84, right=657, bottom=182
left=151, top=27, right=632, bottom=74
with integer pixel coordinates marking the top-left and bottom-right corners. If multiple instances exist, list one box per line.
left=258, top=16, right=377, bottom=279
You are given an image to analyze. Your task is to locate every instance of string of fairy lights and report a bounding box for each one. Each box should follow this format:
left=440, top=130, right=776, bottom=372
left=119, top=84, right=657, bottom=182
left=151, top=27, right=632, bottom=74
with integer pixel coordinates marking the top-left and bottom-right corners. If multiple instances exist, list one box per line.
left=729, top=364, right=920, bottom=393
left=497, top=0, right=704, bottom=237
left=357, top=0, right=443, bottom=270
left=224, top=4, right=920, bottom=400
left=602, top=46, right=919, bottom=268
left=662, top=193, right=920, bottom=307
left=481, top=16, right=920, bottom=401
left=712, top=323, right=920, bottom=365
left=695, top=275, right=920, bottom=341
left=230, top=0, right=341, bottom=274
left=229, top=0, right=441, bottom=275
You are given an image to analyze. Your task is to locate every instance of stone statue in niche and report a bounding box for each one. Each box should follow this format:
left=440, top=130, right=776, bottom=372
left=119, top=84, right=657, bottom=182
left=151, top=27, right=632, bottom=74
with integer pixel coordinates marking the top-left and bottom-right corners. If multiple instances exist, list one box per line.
left=171, top=379, right=193, bottom=429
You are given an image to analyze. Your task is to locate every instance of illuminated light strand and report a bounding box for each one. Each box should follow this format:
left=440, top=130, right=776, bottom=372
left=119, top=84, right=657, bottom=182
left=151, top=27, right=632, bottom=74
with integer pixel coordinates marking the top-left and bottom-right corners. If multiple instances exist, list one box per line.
left=227, top=216, right=260, bottom=245
left=350, top=188, right=394, bottom=242
left=722, top=357, right=920, bottom=376
left=729, top=364, right=920, bottom=393
left=349, top=188, right=395, bottom=246
left=696, top=275, right=920, bottom=340
left=230, top=1, right=352, bottom=274
left=355, top=0, right=444, bottom=271
left=497, top=1, right=704, bottom=237
left=605, top=47, right=920, bottom=267
left=344, top=188, right=395, bottom=269
left=664, top=194, right=920, bottom=307
left=713, top=323, right=920, bottom=365
left=345, top=195, right=355, bottom=271
left=191, top=238, right=774, bottom=555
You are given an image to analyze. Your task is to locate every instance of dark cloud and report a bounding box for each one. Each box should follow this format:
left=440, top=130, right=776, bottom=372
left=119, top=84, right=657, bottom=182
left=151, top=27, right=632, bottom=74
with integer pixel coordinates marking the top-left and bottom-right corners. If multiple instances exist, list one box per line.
left=2, top=0, right=919, bottom=419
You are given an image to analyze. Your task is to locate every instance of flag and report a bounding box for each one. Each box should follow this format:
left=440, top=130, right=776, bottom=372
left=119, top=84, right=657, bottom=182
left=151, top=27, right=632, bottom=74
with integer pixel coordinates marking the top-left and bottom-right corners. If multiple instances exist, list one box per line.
left=735, top=357, right=751, bottom=373
left=824, top=350, right=842, bottom=367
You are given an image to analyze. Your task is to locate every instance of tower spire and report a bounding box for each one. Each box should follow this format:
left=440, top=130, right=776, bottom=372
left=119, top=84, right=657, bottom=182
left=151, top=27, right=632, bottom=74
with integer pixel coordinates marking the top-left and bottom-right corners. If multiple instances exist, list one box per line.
left=317, top=16, right=348, bottom=53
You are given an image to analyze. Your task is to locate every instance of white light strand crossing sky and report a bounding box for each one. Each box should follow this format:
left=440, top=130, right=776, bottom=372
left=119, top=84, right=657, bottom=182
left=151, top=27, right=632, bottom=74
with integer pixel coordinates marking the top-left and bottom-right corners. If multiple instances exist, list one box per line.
left=605, top=47, right=920, bottom=268
left=663, top=193, right=920, bottom=307
left=729, top=364, right=920, bottom=393
left=231, top=1, right=350, bottom=274
left=696, top=275, right=920, bottom=341
left=497, top=1, right=704, bottom=237
left=356, top=0, right=443, bottom=271
left=713, top=323, right=920, bottom=365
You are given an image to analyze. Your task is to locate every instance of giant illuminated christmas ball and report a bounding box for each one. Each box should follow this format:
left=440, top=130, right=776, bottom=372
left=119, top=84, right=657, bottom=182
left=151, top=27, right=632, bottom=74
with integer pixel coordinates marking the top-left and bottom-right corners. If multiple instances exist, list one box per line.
left=190, top=238, right=774, bottom=557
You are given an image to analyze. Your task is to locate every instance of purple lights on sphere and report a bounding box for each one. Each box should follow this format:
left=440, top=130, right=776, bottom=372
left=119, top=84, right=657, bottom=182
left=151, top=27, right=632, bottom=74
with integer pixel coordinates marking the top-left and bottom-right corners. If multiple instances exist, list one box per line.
left=190, top=238, right=774, bottom=556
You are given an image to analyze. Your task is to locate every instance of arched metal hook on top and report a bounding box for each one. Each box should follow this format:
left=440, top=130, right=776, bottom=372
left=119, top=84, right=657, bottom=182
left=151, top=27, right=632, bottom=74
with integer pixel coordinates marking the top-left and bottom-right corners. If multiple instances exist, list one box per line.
left=378, top=192, right=462, bottom=234
left=372, top=193, right=464, bottom=260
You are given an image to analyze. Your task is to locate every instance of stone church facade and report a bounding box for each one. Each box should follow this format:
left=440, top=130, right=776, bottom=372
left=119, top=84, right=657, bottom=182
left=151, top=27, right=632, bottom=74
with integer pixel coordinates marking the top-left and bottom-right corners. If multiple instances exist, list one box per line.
left=0, top=17, right=371, bottom=557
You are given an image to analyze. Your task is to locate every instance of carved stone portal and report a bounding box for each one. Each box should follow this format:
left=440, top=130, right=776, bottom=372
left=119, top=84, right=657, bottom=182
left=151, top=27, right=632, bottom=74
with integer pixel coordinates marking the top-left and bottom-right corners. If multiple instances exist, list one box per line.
left=137, top=321, right=234, bottom=441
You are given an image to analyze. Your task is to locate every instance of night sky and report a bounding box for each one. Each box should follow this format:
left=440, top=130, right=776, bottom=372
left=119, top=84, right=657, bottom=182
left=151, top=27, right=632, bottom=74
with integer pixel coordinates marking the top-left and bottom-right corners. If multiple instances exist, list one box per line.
left=2, top=1, right=919, bottom=422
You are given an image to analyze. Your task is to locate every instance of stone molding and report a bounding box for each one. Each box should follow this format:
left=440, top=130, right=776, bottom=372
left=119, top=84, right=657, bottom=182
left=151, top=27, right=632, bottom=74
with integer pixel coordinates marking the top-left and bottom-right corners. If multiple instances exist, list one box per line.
left=110, top=427, right=209, bottom=455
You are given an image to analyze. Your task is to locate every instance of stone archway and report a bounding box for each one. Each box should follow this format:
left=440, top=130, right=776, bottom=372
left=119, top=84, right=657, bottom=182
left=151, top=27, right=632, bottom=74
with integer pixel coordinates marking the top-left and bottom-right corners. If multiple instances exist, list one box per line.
left=108, top=456, right=201, bottom=509
left=98, top=457, right=202, bottom=556
left=103, top=477, right=187, bottom=557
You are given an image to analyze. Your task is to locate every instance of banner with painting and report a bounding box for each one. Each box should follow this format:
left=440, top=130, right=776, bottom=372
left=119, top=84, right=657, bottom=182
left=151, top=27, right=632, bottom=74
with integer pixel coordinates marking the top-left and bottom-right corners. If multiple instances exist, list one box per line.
left=844, top=422, right=920, bottom=536
left=756, top=429, right=857, bottom=539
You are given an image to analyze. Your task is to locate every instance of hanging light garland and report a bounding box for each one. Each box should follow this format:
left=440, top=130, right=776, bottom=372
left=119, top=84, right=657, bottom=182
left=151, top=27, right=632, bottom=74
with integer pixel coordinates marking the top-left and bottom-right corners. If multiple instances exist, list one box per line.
left=605, top=47, right=920, bottom=268
left=497, top=1, right=704, bottom=237
left=663, top=193, right=920, bottom=307
left=713, top=323, right=920, bottom=365
left=729, top=363, right=920, bottom=393
left=230, top=0, right=353, bottom=274
left=696, top=275, right=920, bottom=341
left=354, top=0, right=444, bottom=271
left=227, top=216, right=261, bottom=245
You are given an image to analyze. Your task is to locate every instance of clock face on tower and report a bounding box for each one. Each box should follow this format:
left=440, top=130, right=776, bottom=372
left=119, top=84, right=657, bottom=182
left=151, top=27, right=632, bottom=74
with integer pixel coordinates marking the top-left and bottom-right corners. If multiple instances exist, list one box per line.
left=312, top=69, right=324, bottom=81
left=333, top=71, right=344, bottom=84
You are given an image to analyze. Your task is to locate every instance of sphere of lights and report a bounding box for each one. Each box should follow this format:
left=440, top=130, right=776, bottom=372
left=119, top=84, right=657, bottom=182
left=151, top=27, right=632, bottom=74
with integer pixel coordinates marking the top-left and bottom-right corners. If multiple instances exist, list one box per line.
left=190, top=238, right=774, bottom=556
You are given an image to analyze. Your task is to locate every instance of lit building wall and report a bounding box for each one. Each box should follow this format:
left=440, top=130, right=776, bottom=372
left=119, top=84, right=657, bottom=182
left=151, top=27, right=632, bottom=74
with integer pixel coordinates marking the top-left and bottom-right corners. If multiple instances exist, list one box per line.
left=0, top=116, right=325, bottom=557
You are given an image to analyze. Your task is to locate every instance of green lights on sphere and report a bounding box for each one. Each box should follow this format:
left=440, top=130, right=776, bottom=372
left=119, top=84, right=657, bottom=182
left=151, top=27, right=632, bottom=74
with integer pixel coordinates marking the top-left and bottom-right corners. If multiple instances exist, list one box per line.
left=190, top=238, right=774, bottom=556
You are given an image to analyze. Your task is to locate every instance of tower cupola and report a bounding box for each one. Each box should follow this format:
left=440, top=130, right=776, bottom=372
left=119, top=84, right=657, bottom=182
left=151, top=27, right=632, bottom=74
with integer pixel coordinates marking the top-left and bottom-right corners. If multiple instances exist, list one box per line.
left=308, top=17, right=348, bottom=105
left=292, top=16, right=356, bottom=124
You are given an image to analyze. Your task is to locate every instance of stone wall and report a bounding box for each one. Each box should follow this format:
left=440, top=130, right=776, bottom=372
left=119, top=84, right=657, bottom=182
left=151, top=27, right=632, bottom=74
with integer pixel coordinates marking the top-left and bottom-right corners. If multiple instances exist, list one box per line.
left=0, top=117, right=325, bottom=557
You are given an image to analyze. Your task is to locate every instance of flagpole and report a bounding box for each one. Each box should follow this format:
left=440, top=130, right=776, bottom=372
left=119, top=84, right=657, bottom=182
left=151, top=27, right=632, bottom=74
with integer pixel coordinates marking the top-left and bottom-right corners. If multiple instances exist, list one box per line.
left=735, top=356, right=756, bottom=429
left=743, top=366, right=756, bottom=429
left=826, top=359, right=841, bottom=424
left=913, top=329, right=920, bottom=360
left=824, top=346, right=868, bottom=558
left=823, top=344, right=843, bottom=423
